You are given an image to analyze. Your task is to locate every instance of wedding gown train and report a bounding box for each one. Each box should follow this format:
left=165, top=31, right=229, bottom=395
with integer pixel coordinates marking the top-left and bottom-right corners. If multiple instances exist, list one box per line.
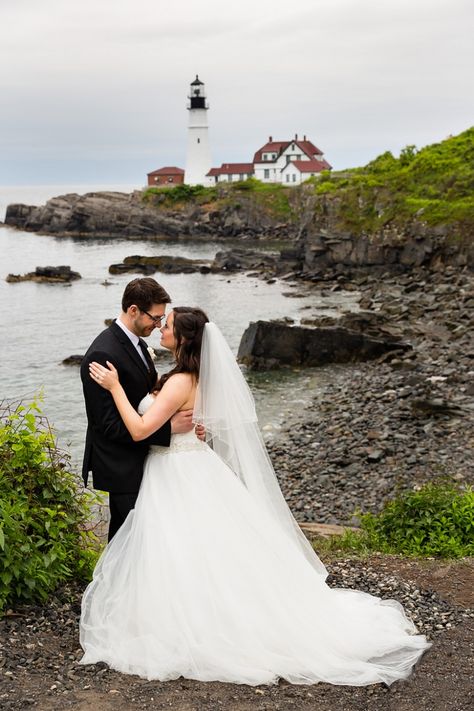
left=80, top=395, right=430, bottom=686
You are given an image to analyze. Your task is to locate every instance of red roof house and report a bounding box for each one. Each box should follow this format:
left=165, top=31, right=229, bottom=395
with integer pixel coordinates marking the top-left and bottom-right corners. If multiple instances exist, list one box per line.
left=147, top=167, right=185, bottom=186
left=207, top=163, right=254, bottom=183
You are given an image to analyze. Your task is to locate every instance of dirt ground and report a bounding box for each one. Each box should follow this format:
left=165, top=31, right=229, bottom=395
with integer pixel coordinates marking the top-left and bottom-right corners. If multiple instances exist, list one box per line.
left=1, top=555, right=473, bottom=711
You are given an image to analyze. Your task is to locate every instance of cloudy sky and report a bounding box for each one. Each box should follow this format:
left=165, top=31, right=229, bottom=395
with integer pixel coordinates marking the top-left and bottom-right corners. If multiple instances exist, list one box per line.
left=1, top=0, right=472, bottom=186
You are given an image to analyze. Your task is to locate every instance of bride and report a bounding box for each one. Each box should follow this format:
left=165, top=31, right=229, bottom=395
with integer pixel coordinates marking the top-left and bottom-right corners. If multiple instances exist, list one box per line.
left=80, top=306, right=431, bottom=686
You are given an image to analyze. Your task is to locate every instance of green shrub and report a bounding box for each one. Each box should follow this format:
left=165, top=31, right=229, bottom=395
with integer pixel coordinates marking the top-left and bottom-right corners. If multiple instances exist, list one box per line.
left=327, top=480, right=474, bottom=558
left=233, top=177, right=261, bottom=191
left=0, top=399, right=101, bottom=614
left=142, top=183, right=217, bottom=204
left=330, top=480, right=473, bottom=558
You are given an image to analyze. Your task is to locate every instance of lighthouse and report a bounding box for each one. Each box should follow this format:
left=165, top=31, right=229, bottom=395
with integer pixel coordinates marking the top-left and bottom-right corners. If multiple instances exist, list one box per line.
left=184, top=75, right=212, bottom=186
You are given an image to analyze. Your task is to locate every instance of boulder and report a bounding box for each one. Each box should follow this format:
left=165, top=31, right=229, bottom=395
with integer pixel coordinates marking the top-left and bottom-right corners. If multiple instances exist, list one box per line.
left=237, top=320, right=411, bottom=370
left=62, top=355, right=84, bottom=366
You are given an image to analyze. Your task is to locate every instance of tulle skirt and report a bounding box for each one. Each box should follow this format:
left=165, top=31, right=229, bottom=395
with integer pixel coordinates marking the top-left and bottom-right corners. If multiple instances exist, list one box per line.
left=80, top=436, right=430, bottom=685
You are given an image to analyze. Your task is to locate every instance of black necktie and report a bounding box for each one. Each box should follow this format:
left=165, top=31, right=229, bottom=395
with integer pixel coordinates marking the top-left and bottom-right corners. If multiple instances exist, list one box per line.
left=137, top=339, right=152, bottom=371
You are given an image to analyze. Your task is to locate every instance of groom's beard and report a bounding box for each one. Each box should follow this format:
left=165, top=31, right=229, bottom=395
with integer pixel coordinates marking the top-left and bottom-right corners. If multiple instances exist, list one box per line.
left=132, top=318, right=157, bottom=339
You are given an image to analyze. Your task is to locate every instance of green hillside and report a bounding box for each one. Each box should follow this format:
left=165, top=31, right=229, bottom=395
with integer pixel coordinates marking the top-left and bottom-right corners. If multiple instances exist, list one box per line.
left=313, top=127, right=474, bottom=231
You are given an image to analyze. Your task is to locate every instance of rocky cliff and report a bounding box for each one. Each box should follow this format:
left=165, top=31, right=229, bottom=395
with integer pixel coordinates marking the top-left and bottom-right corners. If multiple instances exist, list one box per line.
left=288, top=190, right=474, bottom=274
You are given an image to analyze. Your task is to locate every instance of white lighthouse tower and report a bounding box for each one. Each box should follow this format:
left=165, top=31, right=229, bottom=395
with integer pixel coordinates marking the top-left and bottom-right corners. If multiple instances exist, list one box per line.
left=184, top=75, right=212, bottom=186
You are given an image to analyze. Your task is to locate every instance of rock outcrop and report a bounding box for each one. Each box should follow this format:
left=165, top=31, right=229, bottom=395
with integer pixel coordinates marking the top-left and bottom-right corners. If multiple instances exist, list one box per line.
left=6, top=266, right=81, bottom=283
left=108, top=249, right=280, bottom=276
left=237, top=320, right=410, bottom=369
left=4, top=192, right=190, bottom=238
left=109, top=254, right=212, bottom=275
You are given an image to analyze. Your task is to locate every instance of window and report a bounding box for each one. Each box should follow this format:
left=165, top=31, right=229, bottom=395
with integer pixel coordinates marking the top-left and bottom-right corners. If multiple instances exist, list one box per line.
left=286, top=174, right=290, bottom=183
left=168, top=177, right=173, bottom=183
left=264, top=169, right=270, bottom=179
left=197, top=138, right=200, bottom=143
left=292, top=174, right=296, bottom=182
left=228, top=174, right=232, bottom=182
left=239, top=174, right=244, bottom=180
left=272, top=153, right=277, bottom=159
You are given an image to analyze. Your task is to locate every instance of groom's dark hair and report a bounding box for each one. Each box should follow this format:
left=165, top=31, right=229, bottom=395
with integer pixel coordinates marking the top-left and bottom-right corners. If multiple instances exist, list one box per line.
left=122, top=278, right=171, bottom=312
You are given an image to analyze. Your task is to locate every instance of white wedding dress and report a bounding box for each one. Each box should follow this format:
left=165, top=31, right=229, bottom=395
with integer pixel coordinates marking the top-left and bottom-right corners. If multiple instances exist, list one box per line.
left=80, top=393, right=430, bottom=687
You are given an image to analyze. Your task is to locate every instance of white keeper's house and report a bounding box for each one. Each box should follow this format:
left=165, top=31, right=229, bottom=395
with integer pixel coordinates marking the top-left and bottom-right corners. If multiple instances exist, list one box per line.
left=207, top=135, right=332, bottom=185
left=253, top=135, right=332, bottom=184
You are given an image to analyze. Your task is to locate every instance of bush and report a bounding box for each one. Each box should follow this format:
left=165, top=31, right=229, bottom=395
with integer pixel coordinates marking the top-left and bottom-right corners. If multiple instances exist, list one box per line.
left=0, top=398, right=101, bottom=614
left=142, top=183, right=217, bottom=204
left=331, top=480, right=473, bottom=558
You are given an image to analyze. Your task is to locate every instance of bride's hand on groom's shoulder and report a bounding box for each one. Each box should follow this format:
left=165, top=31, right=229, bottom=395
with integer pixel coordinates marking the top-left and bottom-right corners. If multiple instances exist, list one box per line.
left=89, top=360, right=119, bottom=391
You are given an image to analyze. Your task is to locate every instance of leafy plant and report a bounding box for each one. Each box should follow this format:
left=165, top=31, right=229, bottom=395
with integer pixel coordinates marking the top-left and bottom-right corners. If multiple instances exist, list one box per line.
left=0, top=398, right=101, bottom=615
left=326, top=480, right=473, bottom=558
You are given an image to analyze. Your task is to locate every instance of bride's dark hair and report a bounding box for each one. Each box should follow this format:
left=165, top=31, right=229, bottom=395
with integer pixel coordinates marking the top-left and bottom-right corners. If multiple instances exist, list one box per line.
left=156, top=307, right=209, bottom=390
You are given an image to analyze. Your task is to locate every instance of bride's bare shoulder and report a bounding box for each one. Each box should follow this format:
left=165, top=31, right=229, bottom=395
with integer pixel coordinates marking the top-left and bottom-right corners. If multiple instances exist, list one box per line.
left=161, top=372, right=195, bottom=391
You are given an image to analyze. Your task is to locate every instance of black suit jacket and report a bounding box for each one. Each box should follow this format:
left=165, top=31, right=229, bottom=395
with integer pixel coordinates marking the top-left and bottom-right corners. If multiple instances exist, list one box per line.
left=81, top=321, right=171, bottom=493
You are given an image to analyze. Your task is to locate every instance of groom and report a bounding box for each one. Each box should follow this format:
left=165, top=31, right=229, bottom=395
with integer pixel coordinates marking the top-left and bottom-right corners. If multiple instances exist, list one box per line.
left=81, top=277, right=194, bottom=540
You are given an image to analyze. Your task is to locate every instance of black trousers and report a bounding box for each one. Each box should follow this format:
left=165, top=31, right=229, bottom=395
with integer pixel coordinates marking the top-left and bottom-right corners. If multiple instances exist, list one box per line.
left=108, top=491, right=139, bottom=541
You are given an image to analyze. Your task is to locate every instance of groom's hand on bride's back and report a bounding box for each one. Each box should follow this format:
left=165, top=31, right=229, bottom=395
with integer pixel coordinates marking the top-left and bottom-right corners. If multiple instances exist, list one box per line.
left=194, top=423, right=206, bottom=441
left=170, top=411, right=206, bottom=440
left=170, top=409, right=194, bottom=434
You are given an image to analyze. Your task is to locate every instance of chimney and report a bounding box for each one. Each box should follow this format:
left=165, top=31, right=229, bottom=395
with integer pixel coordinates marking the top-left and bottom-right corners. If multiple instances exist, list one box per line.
left=269, top=135, right=272, bottom=142
left=295, top=133, right=298, bottom=140
left=303, top=134, right=306, bottom=141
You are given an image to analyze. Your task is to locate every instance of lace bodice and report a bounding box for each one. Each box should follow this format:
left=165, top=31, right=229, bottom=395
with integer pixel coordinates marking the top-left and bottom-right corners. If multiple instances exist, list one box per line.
left=138, top=393, right=207, bottom=455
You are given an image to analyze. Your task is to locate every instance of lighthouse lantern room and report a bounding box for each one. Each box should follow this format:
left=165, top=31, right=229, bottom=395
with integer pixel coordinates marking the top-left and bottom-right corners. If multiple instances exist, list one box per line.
left=184, top=75, right=212, bottom=186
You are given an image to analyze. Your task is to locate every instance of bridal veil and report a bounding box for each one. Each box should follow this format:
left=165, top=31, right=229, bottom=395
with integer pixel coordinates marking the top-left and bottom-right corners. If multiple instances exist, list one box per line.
left=193, top=322, right=328, bottom=578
